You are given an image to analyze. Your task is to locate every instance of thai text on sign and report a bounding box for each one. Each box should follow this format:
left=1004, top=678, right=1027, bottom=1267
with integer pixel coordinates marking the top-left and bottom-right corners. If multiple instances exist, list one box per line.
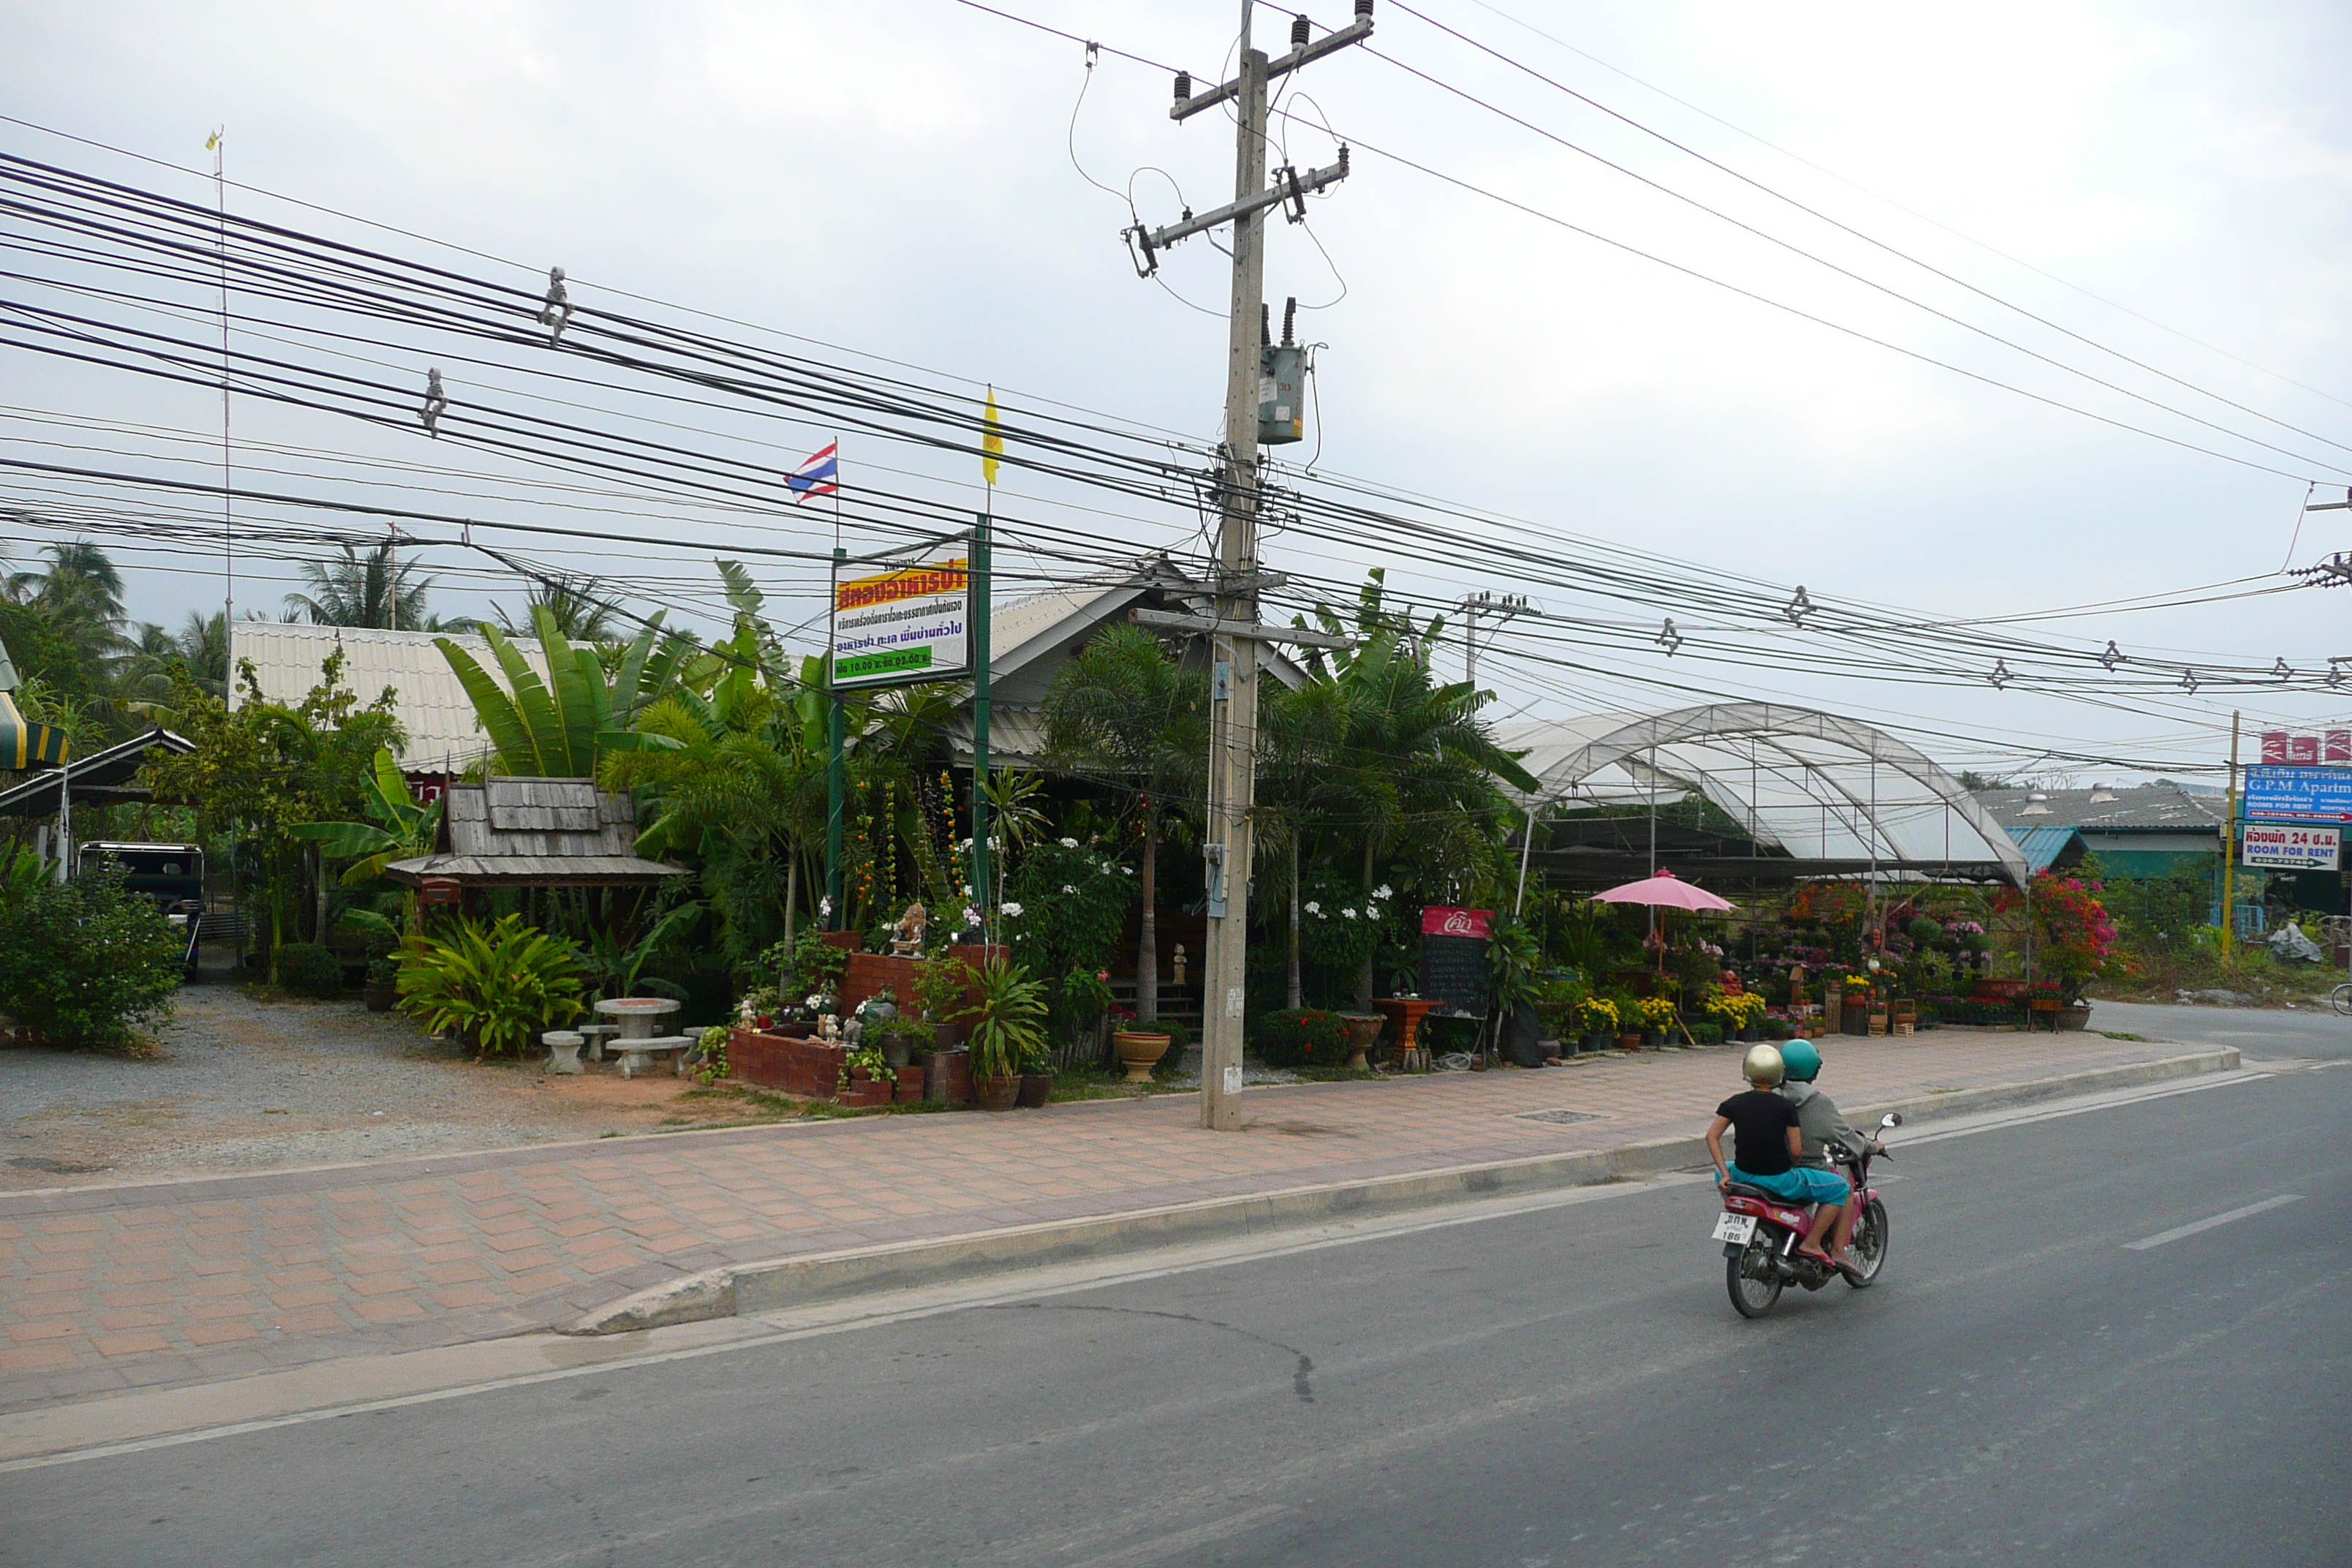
left=2242, top=823, right=2340, bottom=870
left=831, top=554, right=969, bottom=687
left=2243, top=764, right=2352, bottom=823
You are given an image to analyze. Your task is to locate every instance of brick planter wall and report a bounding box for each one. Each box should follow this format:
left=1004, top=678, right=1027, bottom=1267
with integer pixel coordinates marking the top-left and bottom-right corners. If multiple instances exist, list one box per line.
left=729, top=1028, right=848, bottom=1099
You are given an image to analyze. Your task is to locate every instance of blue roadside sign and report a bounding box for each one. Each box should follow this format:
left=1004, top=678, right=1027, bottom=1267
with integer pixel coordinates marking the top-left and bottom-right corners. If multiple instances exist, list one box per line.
left=2242, top=764, right=2352, bottom=823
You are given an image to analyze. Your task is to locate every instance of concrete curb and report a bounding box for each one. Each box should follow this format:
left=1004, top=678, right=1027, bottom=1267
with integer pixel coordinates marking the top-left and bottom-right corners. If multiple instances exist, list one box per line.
left=561, top=1046, right=2240, bottom=1334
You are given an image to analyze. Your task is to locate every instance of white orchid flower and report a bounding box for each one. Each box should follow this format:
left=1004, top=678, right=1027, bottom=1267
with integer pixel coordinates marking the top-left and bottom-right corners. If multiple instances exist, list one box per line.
left=1303, top=900, right=1322, bottom=916
left=1342, top=907, right=1360, bottom=919
left=1373, top=884, right=1394, bottom=900
left=1059, top=837, right=1079, bottom=848
left=1001, top=901, right=1025, bottom=917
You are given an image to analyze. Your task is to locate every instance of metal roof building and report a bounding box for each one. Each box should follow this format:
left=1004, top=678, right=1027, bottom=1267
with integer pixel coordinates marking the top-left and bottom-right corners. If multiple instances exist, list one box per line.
left=1972, top=783, right=2225, bottom=878
left=227, top=622, right=554, bottom=774
left=1500, top=704, right=2030, bottom=888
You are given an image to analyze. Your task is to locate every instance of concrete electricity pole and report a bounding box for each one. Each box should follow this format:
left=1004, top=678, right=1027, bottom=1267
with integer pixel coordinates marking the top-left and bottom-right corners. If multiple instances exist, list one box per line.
left=1458, top=590, right=1531, bottom=685
left=1126, top=3, right=1371, bottom=1129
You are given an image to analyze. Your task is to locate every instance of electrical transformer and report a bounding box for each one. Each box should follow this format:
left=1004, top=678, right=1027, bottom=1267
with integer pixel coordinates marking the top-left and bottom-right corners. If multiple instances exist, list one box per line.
left=1257, top=342, right=1305, bottom=445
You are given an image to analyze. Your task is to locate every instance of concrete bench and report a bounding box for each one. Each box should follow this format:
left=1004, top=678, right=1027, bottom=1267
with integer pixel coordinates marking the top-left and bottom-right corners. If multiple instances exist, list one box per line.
left=614, top=1034, right=696, bottom=1079
left=543, top=1030, right=587, bottom=1075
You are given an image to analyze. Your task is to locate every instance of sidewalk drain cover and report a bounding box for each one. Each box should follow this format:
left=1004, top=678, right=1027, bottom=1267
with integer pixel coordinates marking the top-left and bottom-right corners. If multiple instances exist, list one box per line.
left=1513, top=1108, right=1600, bottom=1126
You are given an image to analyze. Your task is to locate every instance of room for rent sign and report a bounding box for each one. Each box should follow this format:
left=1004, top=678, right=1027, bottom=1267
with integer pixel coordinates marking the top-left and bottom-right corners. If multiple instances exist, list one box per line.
left=2242, top=823, right=2340, bottom=870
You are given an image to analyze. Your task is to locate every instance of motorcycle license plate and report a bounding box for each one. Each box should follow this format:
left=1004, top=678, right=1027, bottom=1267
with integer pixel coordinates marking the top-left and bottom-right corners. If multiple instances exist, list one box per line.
left=1711, top=1213, right=1757, bottom=1245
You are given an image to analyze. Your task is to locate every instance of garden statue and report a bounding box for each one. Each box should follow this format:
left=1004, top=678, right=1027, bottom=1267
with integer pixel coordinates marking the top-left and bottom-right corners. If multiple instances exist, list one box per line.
left=817, top=1012, right=842, bottom=1043
left=1172, top=943, right=1186, bottom=987
left=889, top=901, right=928, bottom=957
left=843, top=1016, right=864, bottom=1047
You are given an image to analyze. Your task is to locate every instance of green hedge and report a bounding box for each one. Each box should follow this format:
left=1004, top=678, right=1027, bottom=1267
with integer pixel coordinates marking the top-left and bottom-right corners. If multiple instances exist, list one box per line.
left=276, top=943, right=344, bottom=998
left=1253, top=1007, right=1349, bottom=1067
left=0, top=867, right=184, bottom=1047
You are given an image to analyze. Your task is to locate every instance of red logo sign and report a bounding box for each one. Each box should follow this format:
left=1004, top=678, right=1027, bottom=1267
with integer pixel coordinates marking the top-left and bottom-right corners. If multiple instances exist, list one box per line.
left=2288, top=734, right=2321, bottom=765
left=1421, top=906, right=1493, bottom=939
left=2329, top=731, right=2351, bottom=765
left=2262, top=731, right=2288, bottom=764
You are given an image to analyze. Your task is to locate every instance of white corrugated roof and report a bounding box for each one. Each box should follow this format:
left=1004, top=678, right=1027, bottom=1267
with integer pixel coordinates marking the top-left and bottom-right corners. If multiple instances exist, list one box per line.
left=227, top=623, right=553, bottom=772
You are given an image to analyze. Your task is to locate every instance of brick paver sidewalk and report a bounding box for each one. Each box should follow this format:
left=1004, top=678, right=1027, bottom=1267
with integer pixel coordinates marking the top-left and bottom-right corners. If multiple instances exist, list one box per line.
left=0, top=1031, right=2197, bottom=1411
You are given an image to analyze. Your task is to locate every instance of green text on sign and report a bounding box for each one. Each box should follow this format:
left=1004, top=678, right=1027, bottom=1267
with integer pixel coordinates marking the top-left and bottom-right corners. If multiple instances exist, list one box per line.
left=837, top=647, right=935, bottom=681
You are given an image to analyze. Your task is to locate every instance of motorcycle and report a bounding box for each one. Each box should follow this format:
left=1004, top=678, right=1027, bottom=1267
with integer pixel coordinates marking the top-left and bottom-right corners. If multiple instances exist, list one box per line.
left=1711, top=1112, right=1901, bottom=1318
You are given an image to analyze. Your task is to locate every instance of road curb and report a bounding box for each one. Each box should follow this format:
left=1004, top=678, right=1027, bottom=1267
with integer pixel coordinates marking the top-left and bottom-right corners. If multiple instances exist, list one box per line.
left=561, top=1046, right=2241, bottom=1334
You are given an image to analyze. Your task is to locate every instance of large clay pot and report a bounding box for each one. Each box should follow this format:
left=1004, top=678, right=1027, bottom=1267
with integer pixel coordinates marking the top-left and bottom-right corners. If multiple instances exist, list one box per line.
left=1112, top=1030, right=1172, bottom=1084
left=1616, top=1032, right=1642, bottom=1052
left=1337, top=1013, right=1385, bottom=1071
left=975, top=1074, right=1019, bottom=1112
left=2054, top=1003, right=2091, bottom=1032
left=1016, top=1072, right=1052, bottom=1109
left=364, top=981, right=396, bottom=1014
left=881, top=1035, right=911, bottom=1069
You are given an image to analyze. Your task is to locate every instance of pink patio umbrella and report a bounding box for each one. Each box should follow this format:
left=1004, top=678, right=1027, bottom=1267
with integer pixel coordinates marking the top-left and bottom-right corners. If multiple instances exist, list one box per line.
left=1588, top=868, right=1737, bottom=913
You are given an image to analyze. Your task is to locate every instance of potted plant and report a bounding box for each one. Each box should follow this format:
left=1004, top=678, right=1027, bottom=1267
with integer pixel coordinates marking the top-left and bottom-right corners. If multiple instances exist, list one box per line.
left=913, top=960, right=969, bottom=1049
left=1578, top=994, right=1620, bottom=1054
left=364, top=954, right=399, bottom=1013
left=1632, top=995, right=1677, bottom=1048
left=858, top=987, right=908, bottom=1068
left=960, top=957, right=1047, bottom=1111
left=1015, top=1031, right=1053, bottom=1109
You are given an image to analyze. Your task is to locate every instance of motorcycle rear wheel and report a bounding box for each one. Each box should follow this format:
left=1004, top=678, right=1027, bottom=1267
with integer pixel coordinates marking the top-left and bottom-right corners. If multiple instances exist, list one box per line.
left=1844, top=1197, right=1889, bottom=1288
left=1727, top=1237, right=1783, bottom=1318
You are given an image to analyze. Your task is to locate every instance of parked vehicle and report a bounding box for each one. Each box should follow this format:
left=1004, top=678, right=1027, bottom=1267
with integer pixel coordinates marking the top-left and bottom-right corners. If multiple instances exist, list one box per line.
left=80, top=841, right=205, bottom=977
left=1712, top=1112, right=1901, bottom=1318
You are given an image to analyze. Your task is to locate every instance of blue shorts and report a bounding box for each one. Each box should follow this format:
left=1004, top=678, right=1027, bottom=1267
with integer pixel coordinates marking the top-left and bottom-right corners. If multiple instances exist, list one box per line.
left=1728, top=1164, right=1850, bottom=1206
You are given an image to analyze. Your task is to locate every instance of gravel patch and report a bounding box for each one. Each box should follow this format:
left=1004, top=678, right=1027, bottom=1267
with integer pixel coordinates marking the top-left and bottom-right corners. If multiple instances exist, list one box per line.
left=0, top=985, right=718, bottom=1188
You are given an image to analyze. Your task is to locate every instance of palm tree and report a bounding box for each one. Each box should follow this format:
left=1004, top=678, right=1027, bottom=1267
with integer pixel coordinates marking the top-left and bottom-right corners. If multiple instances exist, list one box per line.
left=1042, top=624, right=1207, bottom=1024
left=1259, top=673, right=1349, bottom=1008
left=128, top=611, right=229, bottom=703
left=438, top=606, right=687, bottom=777
left=284, top=543, right=437, bottom=629
left=4, top=540, right=132, bottom=666
left=1305, top=575, right=1537, bottom=1008
left=494, top=575, right=621, bottom=641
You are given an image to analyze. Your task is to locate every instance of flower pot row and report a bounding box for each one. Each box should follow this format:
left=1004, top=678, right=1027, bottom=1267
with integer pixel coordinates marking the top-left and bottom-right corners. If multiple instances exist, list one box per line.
left=730, top=1028, right=1059, bottom=1109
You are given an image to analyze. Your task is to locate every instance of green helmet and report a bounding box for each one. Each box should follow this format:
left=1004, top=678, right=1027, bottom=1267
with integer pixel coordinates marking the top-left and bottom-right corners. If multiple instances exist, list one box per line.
left=1741, top=1042, right=1785, bottom=1086
left=1779, top=1039, right=1823, bottom=1082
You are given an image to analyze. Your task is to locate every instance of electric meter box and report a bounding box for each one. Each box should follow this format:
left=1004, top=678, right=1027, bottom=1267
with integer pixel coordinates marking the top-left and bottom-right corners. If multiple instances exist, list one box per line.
left=1257, top=344, right=1305, bottom=445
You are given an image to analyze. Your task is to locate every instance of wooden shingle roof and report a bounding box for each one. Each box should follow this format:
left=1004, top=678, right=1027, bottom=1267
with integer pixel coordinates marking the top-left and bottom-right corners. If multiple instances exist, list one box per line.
left=385, top=777, right=685, bottom=887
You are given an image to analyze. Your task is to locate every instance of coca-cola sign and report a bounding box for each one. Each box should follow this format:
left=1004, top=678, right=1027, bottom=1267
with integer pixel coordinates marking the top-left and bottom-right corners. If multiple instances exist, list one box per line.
left=1421, top=906, right=1493, bottom=939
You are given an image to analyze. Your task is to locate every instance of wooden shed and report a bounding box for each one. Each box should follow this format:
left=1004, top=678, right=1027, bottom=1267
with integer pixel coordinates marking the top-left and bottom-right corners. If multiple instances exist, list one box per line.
left=385, top=777, right=687, bottom=889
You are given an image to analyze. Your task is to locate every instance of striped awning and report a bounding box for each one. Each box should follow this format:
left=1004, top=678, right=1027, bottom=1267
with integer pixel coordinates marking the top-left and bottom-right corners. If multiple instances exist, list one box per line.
left=0, top=690, right=67, bottom=771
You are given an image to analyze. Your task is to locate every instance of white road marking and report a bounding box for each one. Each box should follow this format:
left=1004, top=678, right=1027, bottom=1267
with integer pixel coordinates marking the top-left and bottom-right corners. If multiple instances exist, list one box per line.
left=2125, top=1194, right=2305, bottom=1251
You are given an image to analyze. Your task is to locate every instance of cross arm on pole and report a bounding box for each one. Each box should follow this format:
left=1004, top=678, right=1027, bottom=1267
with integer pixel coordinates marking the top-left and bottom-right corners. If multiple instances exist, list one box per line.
left=1128, top=606, right=1352, bottom=648
left=1172, top=11, right=1374, bottom=121
left=1133, top=151, right=1350, bottom=263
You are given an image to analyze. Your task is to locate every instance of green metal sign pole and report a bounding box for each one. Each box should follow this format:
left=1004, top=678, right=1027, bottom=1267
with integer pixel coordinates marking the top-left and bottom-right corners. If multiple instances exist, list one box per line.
left=826, top=545, right=846, bottom=932
left=970, top=510, right=992, bottom=928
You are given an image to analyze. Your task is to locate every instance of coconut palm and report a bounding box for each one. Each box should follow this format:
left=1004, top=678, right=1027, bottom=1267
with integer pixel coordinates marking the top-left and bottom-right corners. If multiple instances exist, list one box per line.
left=284, top=543, right=437, bottom=630
left=1304, top=573, right=1537, bottom=1007
left=1042, top=624, right=1207, bottom=1024
left=494, top=575, right=621, bottom=642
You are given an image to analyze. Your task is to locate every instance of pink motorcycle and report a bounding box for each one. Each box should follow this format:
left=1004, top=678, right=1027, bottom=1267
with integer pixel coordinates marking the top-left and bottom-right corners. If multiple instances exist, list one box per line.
left=1711, top=1112, right=1901, bottom=1318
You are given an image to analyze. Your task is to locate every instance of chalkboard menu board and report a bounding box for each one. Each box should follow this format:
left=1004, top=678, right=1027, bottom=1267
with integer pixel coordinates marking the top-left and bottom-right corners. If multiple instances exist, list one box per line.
left=1420, top=934, right=1490, bottom=1018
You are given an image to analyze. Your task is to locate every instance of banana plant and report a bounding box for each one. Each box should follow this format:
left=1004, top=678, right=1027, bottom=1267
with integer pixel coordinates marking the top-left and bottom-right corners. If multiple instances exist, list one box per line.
left=437, top=606, right=685, bottom=777
left=291, top=747, right=443, bottom=938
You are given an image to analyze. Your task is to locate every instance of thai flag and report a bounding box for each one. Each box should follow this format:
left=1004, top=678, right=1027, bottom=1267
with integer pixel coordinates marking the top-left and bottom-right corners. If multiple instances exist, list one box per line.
left=787, top=442, right=839, bottom=502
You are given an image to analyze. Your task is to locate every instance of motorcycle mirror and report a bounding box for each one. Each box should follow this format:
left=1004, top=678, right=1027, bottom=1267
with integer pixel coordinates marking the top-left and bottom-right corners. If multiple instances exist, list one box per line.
left=1880, top=1112, right=1903, bottom=1129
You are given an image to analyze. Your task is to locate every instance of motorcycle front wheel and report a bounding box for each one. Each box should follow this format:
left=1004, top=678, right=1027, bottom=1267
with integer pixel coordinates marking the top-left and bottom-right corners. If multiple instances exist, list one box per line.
left=1727, top=1237, right=1783, bottom=1318
left=1844, top=1198, right=1889, bottom=1288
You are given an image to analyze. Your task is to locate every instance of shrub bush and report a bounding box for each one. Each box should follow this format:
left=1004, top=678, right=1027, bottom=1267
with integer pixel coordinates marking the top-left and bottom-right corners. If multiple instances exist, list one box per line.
left=276, top=942, right=343, bottom=998
left=0, top=866, right=184, bottom=1048
left=1686, top=1020, right=1724, bottom=1045
left=1253, top=1007, right=1349, bottom=1066
left=396, top=915, right=587, bottom=1056
left=1147, top=1017, right=1194, bottom=1079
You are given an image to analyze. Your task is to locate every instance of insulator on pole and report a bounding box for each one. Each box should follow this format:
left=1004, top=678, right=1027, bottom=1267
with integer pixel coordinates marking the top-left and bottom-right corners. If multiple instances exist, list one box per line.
left=1292, top=13, right=1311, bottom=48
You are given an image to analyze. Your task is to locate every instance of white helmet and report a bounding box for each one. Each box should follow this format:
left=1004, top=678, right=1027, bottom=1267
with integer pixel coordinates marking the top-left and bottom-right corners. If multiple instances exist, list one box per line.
left=1741, top=1042, right=1785, bottom=1086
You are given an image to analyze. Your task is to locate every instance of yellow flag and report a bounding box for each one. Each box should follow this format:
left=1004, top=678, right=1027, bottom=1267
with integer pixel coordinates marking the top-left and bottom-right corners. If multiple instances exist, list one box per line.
left=205, top=129, right=222, bottom=152
left=981, top=385, right=1003, bottom=487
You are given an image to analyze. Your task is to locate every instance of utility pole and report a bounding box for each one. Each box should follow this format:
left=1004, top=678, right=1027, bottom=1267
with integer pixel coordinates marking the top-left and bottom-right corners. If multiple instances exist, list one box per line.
left=1133, top=2, right=1373, bottom=1129
left=2221, top=709, right=2241, bottom=962
left=1458, top=590, right=1531, bottom=685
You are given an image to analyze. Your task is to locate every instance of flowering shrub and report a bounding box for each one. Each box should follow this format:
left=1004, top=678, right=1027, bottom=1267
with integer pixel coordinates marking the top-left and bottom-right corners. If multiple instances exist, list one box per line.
left=1632, top=995, right=1678, bottom=1030
left=1300, top=881, right=1398, bottom=973
left=1005, top=840, right=1134, bottom=1046
left=1994, top=872, right=2121, bottom=1003
left=1254, top=1007, right=1349, bottom=1066
left=1578, top=995, right=1621, bottom=1033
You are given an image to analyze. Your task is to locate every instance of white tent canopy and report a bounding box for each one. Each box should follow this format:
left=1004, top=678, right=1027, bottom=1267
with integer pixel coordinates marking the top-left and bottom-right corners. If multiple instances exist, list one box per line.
left=1495, top=704, right=2029, bottom=887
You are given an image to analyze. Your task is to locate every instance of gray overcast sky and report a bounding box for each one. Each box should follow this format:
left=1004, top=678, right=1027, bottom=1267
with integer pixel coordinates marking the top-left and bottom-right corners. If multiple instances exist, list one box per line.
left=5, top=0, right=2351, bottom=778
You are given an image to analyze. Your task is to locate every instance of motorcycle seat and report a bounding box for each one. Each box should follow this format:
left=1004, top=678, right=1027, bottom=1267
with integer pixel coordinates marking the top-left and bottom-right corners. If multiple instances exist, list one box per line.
left=1720, top=1182, right=1776, bottom=1201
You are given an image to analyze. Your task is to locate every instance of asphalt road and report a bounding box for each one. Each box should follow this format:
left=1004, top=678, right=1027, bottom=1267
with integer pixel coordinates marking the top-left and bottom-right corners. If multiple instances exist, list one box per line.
left=5, top=1066, right=2346, bottom=1567
left=2092, top=996, right=2352, bottom=1062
